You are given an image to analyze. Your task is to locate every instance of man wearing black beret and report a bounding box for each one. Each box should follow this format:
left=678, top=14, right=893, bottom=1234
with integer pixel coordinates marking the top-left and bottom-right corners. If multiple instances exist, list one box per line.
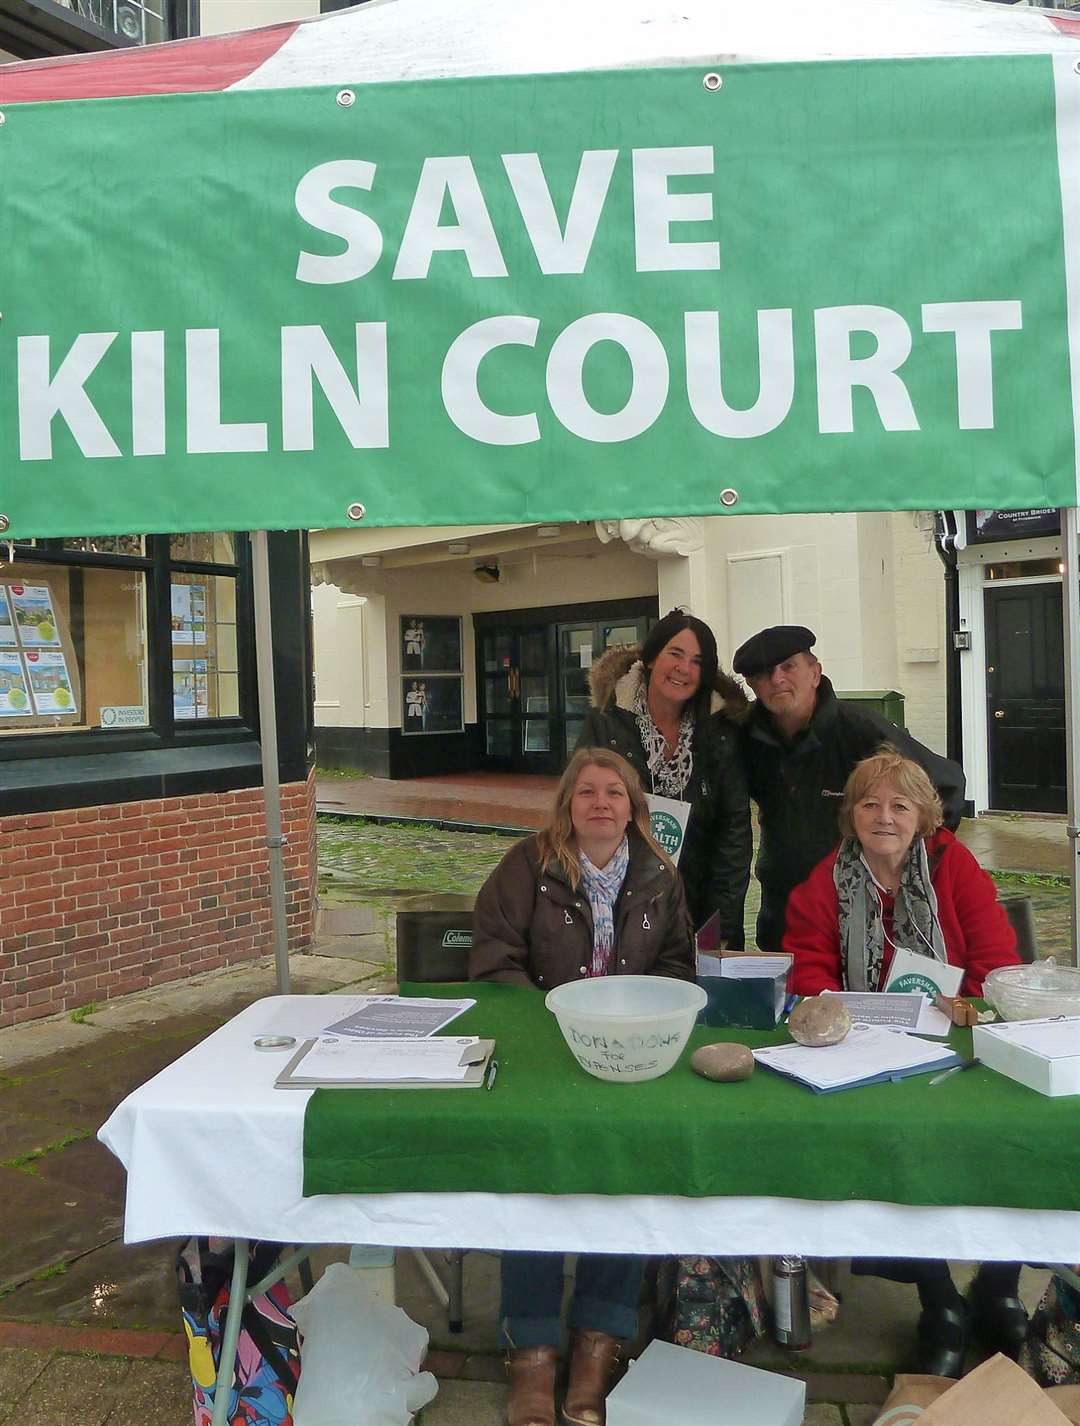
left=733, top=625, right=966, bottom=951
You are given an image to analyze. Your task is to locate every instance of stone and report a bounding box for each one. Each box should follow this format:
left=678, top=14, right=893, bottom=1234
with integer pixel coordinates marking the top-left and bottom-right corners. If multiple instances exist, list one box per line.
left=690, top=1043, right=755, bottom=1082
left=788, top=997, right=851, bottom=1047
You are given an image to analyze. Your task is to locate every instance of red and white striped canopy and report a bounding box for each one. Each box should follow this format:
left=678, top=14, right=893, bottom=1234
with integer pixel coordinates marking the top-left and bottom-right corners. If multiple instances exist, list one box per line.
left=3, top=0, right=1080, bottom=105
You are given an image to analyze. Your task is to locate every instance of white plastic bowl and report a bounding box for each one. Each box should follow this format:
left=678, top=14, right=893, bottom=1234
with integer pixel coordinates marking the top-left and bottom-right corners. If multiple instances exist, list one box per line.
left=545, top=975, right=707, bottom=1083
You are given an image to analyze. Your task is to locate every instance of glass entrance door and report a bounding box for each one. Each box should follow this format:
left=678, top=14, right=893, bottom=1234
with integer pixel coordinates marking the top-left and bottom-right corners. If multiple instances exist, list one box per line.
left=479, top=625, right=556, bottom=771
left=558, top=615, right=653, bottom=760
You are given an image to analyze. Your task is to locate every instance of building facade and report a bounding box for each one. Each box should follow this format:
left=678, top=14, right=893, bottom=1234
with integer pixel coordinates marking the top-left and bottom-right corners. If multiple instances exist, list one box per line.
left=309, top=509, right=954, bottom=781
left=0, top=0, right=329, bottom=1026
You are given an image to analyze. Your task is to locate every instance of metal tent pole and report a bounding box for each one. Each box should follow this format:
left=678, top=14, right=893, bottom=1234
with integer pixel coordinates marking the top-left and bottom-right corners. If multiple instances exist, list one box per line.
left=1063, top=507, right=1080, bottom=968
left=252, top=530, right=291, bottom=995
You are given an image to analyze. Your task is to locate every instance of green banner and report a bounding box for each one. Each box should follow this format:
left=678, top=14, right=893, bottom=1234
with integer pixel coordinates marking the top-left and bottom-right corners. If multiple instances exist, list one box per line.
left=1, top=55, right=1075, bottom=537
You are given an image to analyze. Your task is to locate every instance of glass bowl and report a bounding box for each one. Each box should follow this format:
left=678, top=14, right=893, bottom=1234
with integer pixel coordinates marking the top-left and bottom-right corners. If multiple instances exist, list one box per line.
left=984, top=960, right=1080, bottom=1022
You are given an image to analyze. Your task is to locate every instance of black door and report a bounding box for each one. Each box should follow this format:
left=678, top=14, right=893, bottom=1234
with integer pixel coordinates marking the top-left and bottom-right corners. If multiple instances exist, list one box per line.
left=478, top=625, right=557, bottom=772
left=558, top=614, right=654, bottom=761
left=985, top=583, right=1066, bottom=812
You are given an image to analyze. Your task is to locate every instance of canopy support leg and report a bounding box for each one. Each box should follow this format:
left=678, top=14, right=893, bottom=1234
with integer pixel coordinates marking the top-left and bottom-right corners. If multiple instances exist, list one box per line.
left=252, top=529, right=291, bottom=996
left=1062, top=507, right=1080, bottom=968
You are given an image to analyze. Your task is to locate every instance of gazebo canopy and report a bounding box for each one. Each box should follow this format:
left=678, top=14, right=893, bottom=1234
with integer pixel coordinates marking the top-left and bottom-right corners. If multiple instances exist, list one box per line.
left=3, top=0, right=1080, bottom=537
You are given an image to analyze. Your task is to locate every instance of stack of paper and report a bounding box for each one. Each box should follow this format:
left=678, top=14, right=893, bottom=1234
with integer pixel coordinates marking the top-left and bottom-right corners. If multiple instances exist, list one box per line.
left=259, top=994, right=475, bottom=1041
left=753, top=1024, right=960, bottom=1094
left=276, top=1035, right=494, bottom=1089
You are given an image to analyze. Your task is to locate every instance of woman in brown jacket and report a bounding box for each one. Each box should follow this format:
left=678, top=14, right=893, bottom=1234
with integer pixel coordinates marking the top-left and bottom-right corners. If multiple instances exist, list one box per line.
left=470, top=748, right=695, bottom=1426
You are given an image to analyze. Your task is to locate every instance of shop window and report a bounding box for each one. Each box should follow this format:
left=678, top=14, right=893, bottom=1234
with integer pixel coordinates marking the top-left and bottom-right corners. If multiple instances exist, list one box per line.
left=0, top=534, right=249, bottom=741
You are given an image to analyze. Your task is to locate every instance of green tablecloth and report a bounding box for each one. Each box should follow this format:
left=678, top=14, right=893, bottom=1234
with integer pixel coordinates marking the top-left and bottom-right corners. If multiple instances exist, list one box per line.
left=303, top=983, right=1080, bottom=1211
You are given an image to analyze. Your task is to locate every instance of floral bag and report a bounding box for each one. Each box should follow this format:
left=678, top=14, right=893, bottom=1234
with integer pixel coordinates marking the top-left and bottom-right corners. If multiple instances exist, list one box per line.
left=177, top=1237, right=301, bottom=1426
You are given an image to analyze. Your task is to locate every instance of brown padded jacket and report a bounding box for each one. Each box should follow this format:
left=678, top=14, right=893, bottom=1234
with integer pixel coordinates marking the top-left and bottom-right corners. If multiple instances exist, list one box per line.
left=468, top=828, right=695, bottom=990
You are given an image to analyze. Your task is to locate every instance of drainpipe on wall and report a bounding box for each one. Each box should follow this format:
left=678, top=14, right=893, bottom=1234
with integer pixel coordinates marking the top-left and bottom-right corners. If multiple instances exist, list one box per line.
left=933, top=510, right=965, bottom=775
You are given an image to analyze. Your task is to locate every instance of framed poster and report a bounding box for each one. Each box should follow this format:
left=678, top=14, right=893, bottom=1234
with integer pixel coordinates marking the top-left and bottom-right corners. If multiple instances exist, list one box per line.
left=401, top=675, right=464, bottom=735
left=401, top=615, right=462, bottom=673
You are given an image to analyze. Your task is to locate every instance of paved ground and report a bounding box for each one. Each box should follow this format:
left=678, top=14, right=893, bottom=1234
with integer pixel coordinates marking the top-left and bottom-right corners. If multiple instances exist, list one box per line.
left=0, top=805, right=1073, bottom=1425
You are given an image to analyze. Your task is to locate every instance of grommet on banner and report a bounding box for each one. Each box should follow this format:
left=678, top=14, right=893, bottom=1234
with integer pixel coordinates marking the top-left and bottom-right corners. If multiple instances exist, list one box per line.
left=1074, top=59, right=1080, bottom=76
left=347, top=502, right=366, bottom=521
left=0, top=113, right=6, bottom=127
left=337, top=89, right=356, bottom=107
left=719, top=488, right=740, bottom=508
left=0, top=515, right=9, bottom=533
left=702, top=73, right=723, bottom=92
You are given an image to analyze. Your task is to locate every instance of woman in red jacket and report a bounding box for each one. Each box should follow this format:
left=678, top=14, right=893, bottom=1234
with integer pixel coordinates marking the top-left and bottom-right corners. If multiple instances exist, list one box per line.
left=784, top=746, right=1023, bottom=1378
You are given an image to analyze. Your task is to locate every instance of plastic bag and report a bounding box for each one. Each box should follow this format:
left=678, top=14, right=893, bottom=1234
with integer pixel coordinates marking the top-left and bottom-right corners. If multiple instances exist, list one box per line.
left=290, top=1263, right=438, bottom=1426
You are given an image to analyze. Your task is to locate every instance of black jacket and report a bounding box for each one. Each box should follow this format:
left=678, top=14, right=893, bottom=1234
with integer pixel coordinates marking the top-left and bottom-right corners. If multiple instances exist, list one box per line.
left=469, top=829, right=695, bottom=989
left=740, top=675, right=967, bottom=949
left=575, top=648, right=752, bottom=944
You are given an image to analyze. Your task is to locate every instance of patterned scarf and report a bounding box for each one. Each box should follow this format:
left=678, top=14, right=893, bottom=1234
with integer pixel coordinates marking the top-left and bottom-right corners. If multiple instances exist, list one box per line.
left=578, top=836, right=630, bottom=977
left=632, top=678, right=694, bottom=799
left=832, top=835, right=947, bottom=991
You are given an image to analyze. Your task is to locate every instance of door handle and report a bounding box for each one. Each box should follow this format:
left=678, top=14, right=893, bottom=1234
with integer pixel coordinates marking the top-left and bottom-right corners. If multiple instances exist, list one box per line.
left=994, top=709, right=1005, bottom=719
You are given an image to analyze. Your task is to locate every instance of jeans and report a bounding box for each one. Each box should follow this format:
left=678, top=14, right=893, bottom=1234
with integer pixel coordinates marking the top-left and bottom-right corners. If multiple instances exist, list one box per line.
left=500, top=1251, right=644, bottom=1348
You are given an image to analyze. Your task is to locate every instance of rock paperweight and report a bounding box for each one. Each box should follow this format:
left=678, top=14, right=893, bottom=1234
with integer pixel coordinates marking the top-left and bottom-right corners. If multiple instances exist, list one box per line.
left=788, top=996, right=851, bottom=1047
left=690, top=1043, right=755, bottom=1082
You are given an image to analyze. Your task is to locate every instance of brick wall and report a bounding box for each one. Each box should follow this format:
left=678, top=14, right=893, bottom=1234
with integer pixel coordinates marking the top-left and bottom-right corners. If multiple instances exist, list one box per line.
left=0, top=769, right=317, bottom=1027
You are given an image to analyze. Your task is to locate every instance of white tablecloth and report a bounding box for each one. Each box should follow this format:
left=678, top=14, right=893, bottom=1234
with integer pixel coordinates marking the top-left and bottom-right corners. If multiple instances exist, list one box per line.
left=99, top=996, right=1080, bottom=1261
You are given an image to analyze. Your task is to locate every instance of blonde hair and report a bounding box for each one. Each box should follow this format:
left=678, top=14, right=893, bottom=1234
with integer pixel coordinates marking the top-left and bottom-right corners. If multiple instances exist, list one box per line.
left=839, top=745, right=944, bottom=839
left=536, top=748, right=667, bottom=889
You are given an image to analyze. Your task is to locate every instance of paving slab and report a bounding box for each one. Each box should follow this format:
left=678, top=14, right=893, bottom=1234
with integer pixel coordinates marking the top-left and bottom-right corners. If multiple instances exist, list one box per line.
left=0, top=1239, right=181, bottom=1332
left=0, top=1114, right=80, bottom=1165
left=802, top=1408, right=844, bottom=1426
left=10, top=1350, right=130, bottom=1426
left=100, top=1356, right=190, bottom=1426
left=417, top=1377, right=506, bottom=1426
left=0, top=1344, right=52, bottom=1408
left=0, top=1166, right=122, bottom=1287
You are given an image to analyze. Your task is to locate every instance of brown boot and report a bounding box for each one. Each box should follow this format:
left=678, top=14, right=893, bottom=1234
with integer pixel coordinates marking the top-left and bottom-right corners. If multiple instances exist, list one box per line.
left=562, top=1330, right=622, bottom=1426
left=506, top=1344, right=558, bottom=1426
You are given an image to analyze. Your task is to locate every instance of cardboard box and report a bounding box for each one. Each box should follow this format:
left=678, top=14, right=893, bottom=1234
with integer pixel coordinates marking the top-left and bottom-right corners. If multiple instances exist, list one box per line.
left=606, top=1339, right=805, bottom=1426
left=972, top=1017, right=1080, bottom=1098
left=695, top=949, right=793, bottom=1030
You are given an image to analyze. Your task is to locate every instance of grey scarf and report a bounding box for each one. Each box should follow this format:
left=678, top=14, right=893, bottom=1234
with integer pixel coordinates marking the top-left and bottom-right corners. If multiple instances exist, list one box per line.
left=833, top=835, right=947, bottom=991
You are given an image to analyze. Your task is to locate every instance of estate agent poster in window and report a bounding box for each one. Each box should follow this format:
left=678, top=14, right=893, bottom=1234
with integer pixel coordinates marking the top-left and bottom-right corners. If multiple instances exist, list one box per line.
left=401, top=615, right=461, bottom=673
left=0, top=581, right=81, bottom=727
left=401, top=676, right=464, bottom=734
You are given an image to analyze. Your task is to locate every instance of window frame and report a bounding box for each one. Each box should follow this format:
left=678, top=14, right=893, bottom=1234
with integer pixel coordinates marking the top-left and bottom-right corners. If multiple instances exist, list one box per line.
left=0, top=532, right=255, bottom=762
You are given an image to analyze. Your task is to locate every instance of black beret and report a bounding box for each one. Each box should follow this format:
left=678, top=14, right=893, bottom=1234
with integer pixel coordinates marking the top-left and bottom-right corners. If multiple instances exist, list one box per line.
left=732, top=625, right=817, bottom=678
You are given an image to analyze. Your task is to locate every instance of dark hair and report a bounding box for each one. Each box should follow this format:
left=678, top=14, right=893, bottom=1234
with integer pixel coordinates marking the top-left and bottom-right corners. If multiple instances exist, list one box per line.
left=640, top=609, right=719, bottom=720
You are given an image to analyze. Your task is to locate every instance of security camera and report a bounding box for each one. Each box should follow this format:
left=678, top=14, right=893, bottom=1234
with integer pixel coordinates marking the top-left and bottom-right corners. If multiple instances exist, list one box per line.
left=473, top=564, right=501, bottom=584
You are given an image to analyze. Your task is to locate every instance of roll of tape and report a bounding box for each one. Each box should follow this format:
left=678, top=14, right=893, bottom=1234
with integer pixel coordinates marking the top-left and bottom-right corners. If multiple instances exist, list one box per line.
left=253, top=1035, right=297, bottom=1051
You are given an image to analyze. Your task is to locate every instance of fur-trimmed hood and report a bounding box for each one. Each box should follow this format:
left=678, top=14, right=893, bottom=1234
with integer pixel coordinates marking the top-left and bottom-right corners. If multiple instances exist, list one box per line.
left=588, top=644, right=750, bottom=720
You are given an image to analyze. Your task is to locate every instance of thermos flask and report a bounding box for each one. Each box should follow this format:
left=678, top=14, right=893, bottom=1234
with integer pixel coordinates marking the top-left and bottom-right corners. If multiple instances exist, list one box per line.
left=772, top=1255, right=812, bottom=1349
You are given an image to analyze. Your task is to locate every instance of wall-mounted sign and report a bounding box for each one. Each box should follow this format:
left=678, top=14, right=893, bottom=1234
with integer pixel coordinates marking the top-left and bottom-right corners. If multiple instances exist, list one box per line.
left=966, top=508, right=1061, bottom=545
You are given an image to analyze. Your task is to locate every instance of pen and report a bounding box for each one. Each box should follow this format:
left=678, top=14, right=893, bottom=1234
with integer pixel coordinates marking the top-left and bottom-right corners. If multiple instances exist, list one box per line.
left=485, top=1058, right=499, bottom=1091
left=928, top=1058, right=979, bottom=1087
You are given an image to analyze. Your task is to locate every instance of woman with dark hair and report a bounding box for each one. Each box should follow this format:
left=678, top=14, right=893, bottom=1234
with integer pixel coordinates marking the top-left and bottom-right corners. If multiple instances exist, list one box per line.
left=470, top=747, right=694, bottom=1426
left=576, top=610, right=751, bottom=944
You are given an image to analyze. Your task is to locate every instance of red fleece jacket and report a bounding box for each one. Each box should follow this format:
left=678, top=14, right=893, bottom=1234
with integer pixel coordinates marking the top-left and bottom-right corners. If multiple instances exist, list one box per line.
left=784, top=828, right=1020, bottom=998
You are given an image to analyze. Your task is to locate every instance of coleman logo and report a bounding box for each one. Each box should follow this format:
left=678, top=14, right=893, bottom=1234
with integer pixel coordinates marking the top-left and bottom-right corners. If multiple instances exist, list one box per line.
left=442, top=929, right=473, bottom=949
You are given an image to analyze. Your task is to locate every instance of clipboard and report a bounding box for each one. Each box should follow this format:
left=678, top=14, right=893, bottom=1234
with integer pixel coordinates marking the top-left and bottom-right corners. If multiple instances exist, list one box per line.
left=275, top=1037, right=495, bottom=1089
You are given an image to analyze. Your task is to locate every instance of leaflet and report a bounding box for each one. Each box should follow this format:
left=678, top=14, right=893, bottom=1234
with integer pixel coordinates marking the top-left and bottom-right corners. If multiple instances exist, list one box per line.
left=0, top=589, right=16, bottom=647
left=0, top=651, right=31, bottom=716
left=7, top=584, right=61, bottom=647
left=822, top=990, right=952, bottom=1038
left=259, top=993, right=474, bottom=1041
left=23, top=650, right=77, bottom=714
